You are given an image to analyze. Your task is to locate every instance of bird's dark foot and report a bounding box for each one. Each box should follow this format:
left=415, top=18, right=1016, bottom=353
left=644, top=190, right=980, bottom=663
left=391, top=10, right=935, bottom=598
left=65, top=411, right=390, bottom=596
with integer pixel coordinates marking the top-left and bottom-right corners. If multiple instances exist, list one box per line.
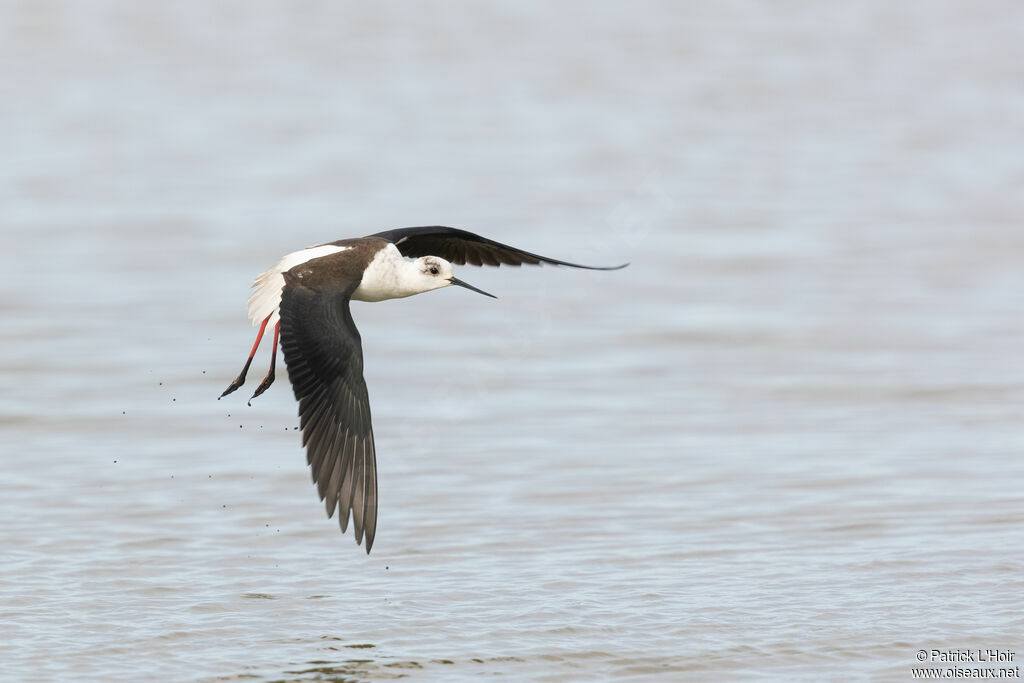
left=220, top=358, right=255, bottom=399
left=220, top=375, right=246, bottom=398
left=222, top=316, right=273, bottom=400
left=247, top=370, right=275, bottom=406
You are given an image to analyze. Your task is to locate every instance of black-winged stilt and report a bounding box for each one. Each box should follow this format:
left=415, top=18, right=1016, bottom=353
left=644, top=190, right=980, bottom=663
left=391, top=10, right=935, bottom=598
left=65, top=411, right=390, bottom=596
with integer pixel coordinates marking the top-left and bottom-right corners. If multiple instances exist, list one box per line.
left=221, top=226, right=627, bottom=553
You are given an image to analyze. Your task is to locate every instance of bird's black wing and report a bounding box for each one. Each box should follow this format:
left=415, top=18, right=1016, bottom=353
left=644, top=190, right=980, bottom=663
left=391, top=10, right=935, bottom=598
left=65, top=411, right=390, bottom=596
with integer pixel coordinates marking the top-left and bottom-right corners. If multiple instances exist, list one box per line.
left=278, top=270, right=377, bottom=553
left=371, top=226, right=628, bottom=270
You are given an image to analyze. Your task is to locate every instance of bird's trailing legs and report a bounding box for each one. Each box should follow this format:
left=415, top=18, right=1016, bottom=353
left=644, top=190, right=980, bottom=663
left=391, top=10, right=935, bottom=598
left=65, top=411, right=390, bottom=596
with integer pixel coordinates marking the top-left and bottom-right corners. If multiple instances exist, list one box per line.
left=220, top=314, right=272, bottom=399
left=248, top=322, right=279, bottom=405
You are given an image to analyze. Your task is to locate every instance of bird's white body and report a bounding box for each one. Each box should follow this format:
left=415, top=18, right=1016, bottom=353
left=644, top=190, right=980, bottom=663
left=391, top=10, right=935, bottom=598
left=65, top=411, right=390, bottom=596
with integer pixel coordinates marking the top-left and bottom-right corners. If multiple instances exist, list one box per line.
left=248, top=244, right=350, bottom=328
left=247, top=243, right=453, bottom=328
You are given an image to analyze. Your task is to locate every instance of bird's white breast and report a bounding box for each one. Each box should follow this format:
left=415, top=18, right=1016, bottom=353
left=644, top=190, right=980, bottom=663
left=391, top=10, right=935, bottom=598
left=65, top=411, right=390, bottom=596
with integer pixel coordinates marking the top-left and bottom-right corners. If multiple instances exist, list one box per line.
left=247, top=244, right=351, bottom=327
left=352, top=243, right=415, bottom=302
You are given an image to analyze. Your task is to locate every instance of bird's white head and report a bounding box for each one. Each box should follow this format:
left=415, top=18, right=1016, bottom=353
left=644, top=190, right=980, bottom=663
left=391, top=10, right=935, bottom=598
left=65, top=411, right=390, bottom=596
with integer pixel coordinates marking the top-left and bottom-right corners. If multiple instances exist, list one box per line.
left=356, top=245, right=498, bottom=302
left=411, top=256, right=455, bottom=292
left=411, top=256, right=497, bottom=299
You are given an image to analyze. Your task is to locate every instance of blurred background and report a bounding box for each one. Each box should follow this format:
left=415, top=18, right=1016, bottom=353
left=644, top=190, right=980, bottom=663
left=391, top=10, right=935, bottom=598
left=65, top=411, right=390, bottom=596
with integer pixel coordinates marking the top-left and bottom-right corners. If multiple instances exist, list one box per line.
left=2, top=1, right=1023, bottom=680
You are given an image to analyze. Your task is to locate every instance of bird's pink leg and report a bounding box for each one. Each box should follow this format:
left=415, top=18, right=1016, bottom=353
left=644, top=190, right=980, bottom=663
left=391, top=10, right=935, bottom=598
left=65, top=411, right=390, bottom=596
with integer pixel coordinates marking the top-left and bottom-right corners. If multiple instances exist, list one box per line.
left=220, top=314, right=271, bottom=398
left=248, top=322, right=280, bottom=404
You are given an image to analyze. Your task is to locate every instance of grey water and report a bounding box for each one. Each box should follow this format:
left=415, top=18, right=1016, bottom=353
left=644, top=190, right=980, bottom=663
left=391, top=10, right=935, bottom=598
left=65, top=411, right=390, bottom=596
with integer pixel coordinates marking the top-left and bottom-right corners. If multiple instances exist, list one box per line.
left=2, top=2, right=1023, bottom=680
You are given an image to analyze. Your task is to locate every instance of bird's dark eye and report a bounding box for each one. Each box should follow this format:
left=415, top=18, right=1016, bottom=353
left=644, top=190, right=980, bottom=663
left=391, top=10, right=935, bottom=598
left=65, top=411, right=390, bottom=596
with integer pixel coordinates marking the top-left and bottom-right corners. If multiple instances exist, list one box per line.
left=429, top=266, right=439, bottom=275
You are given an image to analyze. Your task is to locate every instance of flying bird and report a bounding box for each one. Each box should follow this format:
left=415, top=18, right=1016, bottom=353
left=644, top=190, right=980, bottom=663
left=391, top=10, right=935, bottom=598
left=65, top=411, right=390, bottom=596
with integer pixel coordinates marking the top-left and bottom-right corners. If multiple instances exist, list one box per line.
left=221, top=226, right=627, bottom=552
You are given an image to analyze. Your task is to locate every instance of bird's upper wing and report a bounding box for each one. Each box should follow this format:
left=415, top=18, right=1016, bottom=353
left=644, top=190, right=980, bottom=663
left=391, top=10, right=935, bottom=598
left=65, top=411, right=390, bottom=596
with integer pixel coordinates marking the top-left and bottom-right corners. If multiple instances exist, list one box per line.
left=370, top=226, right=628, bottom=270
left=278, top=269, right=377, bottom=553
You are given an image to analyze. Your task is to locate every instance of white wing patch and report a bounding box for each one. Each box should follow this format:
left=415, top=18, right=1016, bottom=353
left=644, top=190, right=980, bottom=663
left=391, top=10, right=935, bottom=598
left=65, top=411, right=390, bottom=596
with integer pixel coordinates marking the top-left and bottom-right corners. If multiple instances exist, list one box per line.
left=247, top=245, right=351, bottom=328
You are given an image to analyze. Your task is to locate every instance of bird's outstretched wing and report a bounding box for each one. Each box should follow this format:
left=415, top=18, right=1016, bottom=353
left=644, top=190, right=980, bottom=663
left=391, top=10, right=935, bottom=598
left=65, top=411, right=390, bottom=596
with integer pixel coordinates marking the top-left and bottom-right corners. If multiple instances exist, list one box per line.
left=278, top=270, right=377, bottom=553
left=371, top=226, right=628, bottom=270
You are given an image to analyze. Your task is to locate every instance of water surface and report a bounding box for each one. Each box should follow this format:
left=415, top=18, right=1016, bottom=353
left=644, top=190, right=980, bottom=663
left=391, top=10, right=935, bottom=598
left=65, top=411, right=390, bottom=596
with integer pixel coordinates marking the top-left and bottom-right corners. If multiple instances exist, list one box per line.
left=2, top=2, right=1023, bottom=680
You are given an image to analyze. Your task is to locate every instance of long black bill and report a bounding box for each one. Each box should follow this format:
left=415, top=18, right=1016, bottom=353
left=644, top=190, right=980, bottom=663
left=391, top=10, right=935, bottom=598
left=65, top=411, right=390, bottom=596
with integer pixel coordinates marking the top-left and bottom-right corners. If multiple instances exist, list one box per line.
left=449, top=276, right=497, bottom=299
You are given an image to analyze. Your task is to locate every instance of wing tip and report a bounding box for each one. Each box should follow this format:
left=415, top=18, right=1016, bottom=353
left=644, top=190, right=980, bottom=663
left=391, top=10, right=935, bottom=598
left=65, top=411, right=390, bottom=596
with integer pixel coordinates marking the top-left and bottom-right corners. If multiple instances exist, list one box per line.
left=547, top=260, right=630, bottom=271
